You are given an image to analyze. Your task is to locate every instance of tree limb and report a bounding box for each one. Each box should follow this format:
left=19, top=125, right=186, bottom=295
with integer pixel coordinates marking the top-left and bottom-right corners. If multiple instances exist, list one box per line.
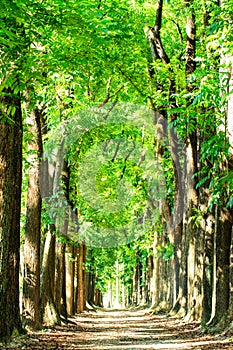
left=147, top=0, right=170, bottom=64
left=98, top=82, right=126, bottom=108
left=155, top=0, right=163, bottom=31
left=172, top=20, right=183, bottom=43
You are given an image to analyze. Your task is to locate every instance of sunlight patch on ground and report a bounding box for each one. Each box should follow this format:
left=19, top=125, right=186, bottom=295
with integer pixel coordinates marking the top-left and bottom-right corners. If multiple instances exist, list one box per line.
left=11, top=310, right=230, bottom=350
left=74, top=339, right=231, bottom=349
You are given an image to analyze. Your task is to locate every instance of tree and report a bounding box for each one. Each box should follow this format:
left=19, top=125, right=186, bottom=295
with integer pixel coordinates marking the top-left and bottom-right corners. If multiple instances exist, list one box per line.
left=0, top=87, right=23, bottom=339
left=2, top=0, right=233, bottom=336
left=0, top=0, right=26, bottom=339
left=22, top=92, right=43, bottom=330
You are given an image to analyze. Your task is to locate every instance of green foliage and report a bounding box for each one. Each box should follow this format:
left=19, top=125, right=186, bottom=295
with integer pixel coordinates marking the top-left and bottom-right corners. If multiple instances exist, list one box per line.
left=86, top=231, right=154, bottom=293
left=156, top=243, right=175, bottom=261
left=67, top=123, right=153, bottom=236
left=86, top=247, right=119, bottom=292
left=8, top=0, right=233, bottom=303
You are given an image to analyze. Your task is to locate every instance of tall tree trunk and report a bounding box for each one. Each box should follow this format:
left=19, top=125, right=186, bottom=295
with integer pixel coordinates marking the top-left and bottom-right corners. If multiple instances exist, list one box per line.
left=201, top=198, right=214, bottom=324
left=184, top=1, right=205, bottom=321
left=132, top=254, right=140, bottom=306
left=185, top=136, right=199, bottom=320
left=94, top=289, right=103, bottom=307
left=54, top=241, right=67, bottom=319
left=151, top=235, right=160, bottom=308
left=150, top=110, right=173, bottom=312
left=60, top=242, right=67, bottom=319
left=66, top=244, right=75, bottom=316
left=172, top=221, right=188, bottom=317
left=41, top=227, right=60, bottom=326
left=147, top=0, right=183, bottom=312
left=208, top=37, right=233, bottom=332
left=55, top=241, right=66, bottom=315
left=54, top=160, right=70, bottom=318
left=169, top=116, right=184, bottom=309
left=77, top=243, right=86, bottom=313
left=40, top=116, right=63, bottom=326
left=22, top=102, right=42, bottom=329
left=221, top=226, right=233, bottom=332
left=0, top=88, right=23, bottom=339
left=208, top=206, right=232, bottom=328
left=83, top=244, right=87, bottom=311
left=87, top=249, right=95, bottom=307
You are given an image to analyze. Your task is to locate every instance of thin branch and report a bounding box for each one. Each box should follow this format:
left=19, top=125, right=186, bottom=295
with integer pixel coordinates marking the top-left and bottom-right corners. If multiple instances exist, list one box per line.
left=147, top=31, right=160, bottom=61
left=150, top=27, right=170, bottom=64
left=117, top=66, right=146, bottom=97
left=97, top=0, right=102, bottom=9
left=155, top=0, right=163, bottom=31
left=98, top=83, right=126, bottom=108
left=120, top=141, right=136, bottom=180
left=102, top=100, right=118, bottom=120
left=146, top=0, right=170, bottom=64
left=185, top=14, right=196, bottom=76
left=111, top=140, right=121, bottom=162
left=106, top=77, right=112, bottom=97
left=172, top=20, right=183, bottom=43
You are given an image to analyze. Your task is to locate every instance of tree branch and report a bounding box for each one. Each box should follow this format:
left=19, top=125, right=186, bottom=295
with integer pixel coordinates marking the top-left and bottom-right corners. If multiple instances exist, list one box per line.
left=185, top=0, right=196, bottom=76
left=155, top=0, right=163, bottom=31
left=98, top=81, right=126, bottom=108
left=97, top=0, right=102, bottom=10
left=147, top=0, right=170, bottom=64
left=117, top=66, right=147, bottom=97
left=172, top=20, right=183, bottom=43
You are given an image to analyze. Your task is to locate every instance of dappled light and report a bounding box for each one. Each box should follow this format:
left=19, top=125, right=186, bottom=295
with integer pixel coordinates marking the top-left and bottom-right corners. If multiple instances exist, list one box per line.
left=1, top=0, right=233, bottom=345
left=4, top=309, right=232, bottom=349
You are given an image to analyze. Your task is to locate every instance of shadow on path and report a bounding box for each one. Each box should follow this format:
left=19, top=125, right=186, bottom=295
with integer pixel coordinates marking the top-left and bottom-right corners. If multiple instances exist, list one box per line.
left=2, top=309, right=232, bottom=349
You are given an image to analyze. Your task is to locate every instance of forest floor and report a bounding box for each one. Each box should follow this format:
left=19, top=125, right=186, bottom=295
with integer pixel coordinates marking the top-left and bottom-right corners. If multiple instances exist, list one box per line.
left=2, top=308, right=233, bottom=349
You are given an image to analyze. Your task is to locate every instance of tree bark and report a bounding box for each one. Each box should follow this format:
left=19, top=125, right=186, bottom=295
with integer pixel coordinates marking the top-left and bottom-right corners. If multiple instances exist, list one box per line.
left=60, top=242, right=67, bottom=319
left=66, top=244, right=75, bottom=316
left=87, top=249, right=95, bottom=307
left=208, top=206, right=232, bottom=328
left=184, top=1, right=205, bottom=321
left=201, top=201, right=214, bottom=324
left=147, top=0, right=184, bottom=313
left=22, top=102, right=43, bottom=330
left=55, top=241, right=65, bottom=315
left=0, top=88, right=23, bottom=339
left=41, top=226, right=61, bottom=326
left=77, top=243, right=86, bottom=313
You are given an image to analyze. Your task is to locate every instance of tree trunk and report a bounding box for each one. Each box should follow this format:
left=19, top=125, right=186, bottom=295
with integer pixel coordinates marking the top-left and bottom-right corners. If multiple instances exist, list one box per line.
left=151, top=233, right=160, bottom=308
left=208, top=206, right=232, bottom=328
left=90, top=273, right=96, bottom=306
left=77, top=243, right=86, bottom=313
left=55, top=241, right=66, bottom=315
left=83, top=244, right=87, bottom=311
left=60, top=243, right=67, bottom=319
left=94, top=289, right=103, bottom=307
left=66, top=245, right=75, bottom=316
left=22, top=103, right=42, bottom=329
left=184, top=1, right=205, bottom=321
left=132, top=255, right=140, bottom=305
left=40, top=227, right=61, bottom=326
left=87, top=249, right=95, bottom=306
left=169, top=118, right=184, bottom=308
left=172, top=223, right=188, bottom=317
left=55, top=159, right=71, bottom=319
left=0, top=89, right=23, bottom=339
left=185, top=129, right=200, bottom=321
left=220, top=226, right=233, bottom=332
left=201, top=205, right=214, bottom=324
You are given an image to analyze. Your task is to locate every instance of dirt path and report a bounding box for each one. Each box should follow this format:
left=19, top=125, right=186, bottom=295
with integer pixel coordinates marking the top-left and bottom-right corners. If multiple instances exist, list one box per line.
left=2, top=309, right=233, bottom=349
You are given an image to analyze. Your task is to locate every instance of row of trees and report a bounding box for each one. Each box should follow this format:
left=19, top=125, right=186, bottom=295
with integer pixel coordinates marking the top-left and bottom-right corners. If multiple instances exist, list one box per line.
left=1, top=0, right=233, bottom=341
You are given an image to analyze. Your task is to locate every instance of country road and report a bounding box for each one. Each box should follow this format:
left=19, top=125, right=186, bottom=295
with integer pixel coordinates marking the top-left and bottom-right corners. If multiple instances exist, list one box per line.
left=2, top=309, right=232, bottom=349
